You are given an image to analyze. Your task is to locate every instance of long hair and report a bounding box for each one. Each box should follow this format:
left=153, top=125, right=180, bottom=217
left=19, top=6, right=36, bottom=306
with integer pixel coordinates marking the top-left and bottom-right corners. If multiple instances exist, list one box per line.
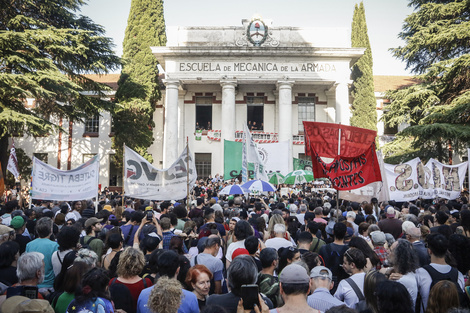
left=426, top=280, right=459, bottom=313
left=364, top=270, right=387, bottom=313
left=376, top=280, right=413, bottom=313
left=392, top=239, right=419, bottom=275
left=75, top=267, right=111, bottom=304
left=348, top=236, right=380, bottom=268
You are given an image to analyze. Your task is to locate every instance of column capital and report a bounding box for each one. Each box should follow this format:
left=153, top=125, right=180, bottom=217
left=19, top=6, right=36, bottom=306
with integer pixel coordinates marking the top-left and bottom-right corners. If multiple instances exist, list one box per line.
left=276, top=80, right=295, bottom=89
left=220, top=79, right=237, bottom=88
left=163, top=79, right=180, bottom=88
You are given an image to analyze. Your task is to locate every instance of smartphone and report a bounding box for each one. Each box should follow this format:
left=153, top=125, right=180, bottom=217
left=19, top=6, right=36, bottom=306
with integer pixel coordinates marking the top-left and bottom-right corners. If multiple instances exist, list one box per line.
left=23, top=286, right=38, bottom=299
left=241, top=284, right=260, bottom=310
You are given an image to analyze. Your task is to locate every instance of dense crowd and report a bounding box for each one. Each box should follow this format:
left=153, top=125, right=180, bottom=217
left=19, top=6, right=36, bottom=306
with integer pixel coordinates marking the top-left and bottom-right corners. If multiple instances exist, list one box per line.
left=0, top=179, right=470, bottom=313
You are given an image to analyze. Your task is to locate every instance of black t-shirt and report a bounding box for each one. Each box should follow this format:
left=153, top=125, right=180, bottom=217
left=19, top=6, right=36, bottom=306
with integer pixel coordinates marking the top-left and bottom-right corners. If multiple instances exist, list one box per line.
left=0, top=266, right=18, bottom=286
left=14, top=234, right=31, bottom=254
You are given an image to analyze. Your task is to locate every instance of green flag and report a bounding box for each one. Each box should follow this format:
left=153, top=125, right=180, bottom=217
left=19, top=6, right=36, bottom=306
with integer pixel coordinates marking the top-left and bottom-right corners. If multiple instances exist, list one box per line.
left=293, top=158, right=313, bottom=171
left=224, top=140, right=254, bottom=181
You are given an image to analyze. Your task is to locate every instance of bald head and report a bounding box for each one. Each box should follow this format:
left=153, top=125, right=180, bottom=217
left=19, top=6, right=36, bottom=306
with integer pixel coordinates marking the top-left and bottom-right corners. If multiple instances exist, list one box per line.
left=407, top=227, right=421, bottom=240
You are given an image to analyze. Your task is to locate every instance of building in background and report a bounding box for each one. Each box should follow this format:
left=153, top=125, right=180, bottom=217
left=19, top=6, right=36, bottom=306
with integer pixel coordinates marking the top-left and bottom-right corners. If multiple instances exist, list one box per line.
left=13, top=18, right=418, bottom=187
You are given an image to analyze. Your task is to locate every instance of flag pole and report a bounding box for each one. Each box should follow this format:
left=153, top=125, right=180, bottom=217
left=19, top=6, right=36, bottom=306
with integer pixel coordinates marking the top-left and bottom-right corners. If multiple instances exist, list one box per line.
left=122, top=143, right=125, bottom=208
left=186, top=137, right=190, bottom=212
left=336, top=127, right=341, bottom=219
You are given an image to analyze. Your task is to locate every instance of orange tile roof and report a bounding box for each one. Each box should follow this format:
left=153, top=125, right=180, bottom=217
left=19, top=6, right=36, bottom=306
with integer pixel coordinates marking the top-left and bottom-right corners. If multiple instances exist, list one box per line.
left=83, top=73, right=120, bottom=90
left=373, top=75, right=419, bottom=93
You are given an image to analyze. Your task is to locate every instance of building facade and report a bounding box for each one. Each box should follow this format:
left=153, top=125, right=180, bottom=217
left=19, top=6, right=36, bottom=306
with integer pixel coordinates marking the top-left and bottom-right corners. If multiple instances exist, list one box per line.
left=13, top=17, right=420, bottom=187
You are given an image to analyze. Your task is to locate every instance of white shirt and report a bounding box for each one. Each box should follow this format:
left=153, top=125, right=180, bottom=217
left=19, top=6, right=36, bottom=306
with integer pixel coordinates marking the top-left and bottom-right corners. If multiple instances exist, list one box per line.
left=334, top=272, right=366, bottom=309
left=265, top=237, right=294, bottom=250
left=225, top=240, right=246, bottom=262
left=397, top=272, right=418, bottom=308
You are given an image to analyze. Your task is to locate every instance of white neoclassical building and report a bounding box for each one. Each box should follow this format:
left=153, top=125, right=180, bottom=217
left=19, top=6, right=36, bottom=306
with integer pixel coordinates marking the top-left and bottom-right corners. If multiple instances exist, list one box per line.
left=13, top=17, right=418, bottom=188
left=149, top=17, right=366, bottom=178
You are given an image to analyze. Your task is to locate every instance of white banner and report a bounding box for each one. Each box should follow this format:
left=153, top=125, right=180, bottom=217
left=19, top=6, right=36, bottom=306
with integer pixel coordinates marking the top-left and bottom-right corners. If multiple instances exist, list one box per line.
left=7, top=142, right=20, bottom=179
left=242, top=124, right=268, bottom=181
left=259, top=141, right=290, bottom=175
left=32, top=155, right=99, bottom=201
left=124, top=145, right=197, bottom=200
left=384, top=157, right=467, bottom=202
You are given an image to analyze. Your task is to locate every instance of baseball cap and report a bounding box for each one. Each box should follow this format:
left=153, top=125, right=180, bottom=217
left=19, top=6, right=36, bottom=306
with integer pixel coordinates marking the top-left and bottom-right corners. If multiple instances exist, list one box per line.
left=103, top=205, right=112, bottom=212
left=1, top=296, right=54, bottom=313
left=108, top=215, right=117, bottom=221
left=310, top=266, right=333, bottom=280
left=84, top=217, right=103, bottom=228
left=10, top=216, right=25, bottom=229
left=0, top=225, right=13, bottom=235
left=279, top=263, right=310, bottom=284
left=370, top=231, right=386, bottom=245
left=232, top=248, right=249, bottom=259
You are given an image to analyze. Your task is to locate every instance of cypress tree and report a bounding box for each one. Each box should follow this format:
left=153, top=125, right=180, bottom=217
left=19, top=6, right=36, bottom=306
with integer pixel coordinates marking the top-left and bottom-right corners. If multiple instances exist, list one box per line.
left=113, top=0, right=166, bottom=164
left=350, top=2, right=377, bottom=134
left=383, top=0, right=470, bottom=163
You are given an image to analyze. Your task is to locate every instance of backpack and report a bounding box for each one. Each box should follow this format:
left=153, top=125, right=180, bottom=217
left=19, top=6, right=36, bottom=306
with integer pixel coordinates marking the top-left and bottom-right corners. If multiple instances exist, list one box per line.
left=79, top=236, right=97, bottom=250
left=424, top=265, right=468, bottom=307
left=324, top=244, right=348, bottom=293
left=346, top=277, right=368, bottom=312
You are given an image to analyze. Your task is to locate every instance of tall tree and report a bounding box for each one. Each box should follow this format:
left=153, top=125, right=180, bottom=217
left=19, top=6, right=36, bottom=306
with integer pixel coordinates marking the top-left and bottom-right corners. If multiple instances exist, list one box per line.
left=382, top=0, right=470, bottom=163
left=0, top=0, right=120, bottom=174
left=113, top=0, right=167, bottom=164
left=350, top=2, right=377, bottom=133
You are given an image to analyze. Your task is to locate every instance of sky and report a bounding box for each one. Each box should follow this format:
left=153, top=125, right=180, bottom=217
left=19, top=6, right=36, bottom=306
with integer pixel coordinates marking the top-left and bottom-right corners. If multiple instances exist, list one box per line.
left=80, top=0, right=415, bottom=76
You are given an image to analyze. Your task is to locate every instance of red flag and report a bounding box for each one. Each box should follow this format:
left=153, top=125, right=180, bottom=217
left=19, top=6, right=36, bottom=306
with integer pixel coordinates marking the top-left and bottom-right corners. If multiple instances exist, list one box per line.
left=303, top=122, right=381, bottom=190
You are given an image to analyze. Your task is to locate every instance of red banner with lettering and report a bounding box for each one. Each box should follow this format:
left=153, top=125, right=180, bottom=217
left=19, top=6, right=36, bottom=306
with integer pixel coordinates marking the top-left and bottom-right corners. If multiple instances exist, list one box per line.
left=303, top=122, right=382, bottom=190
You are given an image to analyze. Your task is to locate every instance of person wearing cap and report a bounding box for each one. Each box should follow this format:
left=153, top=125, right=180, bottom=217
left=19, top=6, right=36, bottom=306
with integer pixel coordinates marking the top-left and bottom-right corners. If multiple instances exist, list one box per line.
left=378, top=206, right=403, bottom=239
left=1, top=295, right=54, bottom=313
left=82, top=217, right=104, bottom=261
left=11, top=216, right=30, bottom=254
left=334, top=247, right=367, bottom=309
left=307, top=266, right=345, bottom=312
left=25, top=217, right=58, bottom=291
left=370, top=231, right=388, bottom=268
left=270, top=263, right=320, bottom=313
left=0, top=224, right=15, bottom=245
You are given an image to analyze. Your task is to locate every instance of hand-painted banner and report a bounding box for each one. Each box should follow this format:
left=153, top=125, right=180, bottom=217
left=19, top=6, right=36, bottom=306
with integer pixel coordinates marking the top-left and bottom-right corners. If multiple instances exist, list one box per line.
left=7, top=141, right=20, bottom=179
left=124, top=145, right=197, bottom=200
left=32, top=155, right=99, bottom=201
left=304, top=122, right=381, bottom=190
left=293, top=158, right=312, bottom=171
left=384, top=158, right=468, bottom=201
left=224, top=140, right=290, bottom=180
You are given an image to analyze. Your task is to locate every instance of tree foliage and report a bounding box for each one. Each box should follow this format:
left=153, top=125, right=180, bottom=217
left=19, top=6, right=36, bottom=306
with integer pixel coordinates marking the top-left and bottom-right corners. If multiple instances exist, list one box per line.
left=382, top=0, right=470, bottom=163
left=112, top=0, right=167, bottom=164
left=350, top=2, right=377, bottom=134
left=0, top=0, right=120, bottom=173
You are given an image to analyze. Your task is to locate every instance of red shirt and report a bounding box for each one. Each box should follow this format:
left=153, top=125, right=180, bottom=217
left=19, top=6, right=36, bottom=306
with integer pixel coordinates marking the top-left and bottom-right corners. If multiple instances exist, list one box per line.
left=109, top=277, right=153, bottom=310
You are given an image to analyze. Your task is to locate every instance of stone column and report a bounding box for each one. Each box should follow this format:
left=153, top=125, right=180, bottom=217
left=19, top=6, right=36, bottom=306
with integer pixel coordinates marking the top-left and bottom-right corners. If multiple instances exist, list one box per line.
left=220, top=80, right=237, bottom=141
left=335, top=81, right=350, bottom=125
left=277, top=80, right=294, bottom=142
left=163, top=79, right=180, bottom=168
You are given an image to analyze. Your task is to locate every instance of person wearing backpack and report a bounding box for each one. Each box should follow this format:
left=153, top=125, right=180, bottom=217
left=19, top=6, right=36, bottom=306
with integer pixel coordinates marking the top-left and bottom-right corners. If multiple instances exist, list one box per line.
left=81, top=217, right=104, bottom=261
left=319, top=222, right=349, bottom=294
left=415, top=233, right=465, bottom=312
left=334, top=247, right=367, bottom=311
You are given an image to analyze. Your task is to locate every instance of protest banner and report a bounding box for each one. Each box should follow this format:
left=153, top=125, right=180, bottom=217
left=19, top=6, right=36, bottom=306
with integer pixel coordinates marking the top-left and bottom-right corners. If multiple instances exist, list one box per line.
left=7, top=141, right=20, bottom=179
left=31, top=155, right=99, bottom=201
left=293, top=158, right=312, bottom=171
left=124, top=145, right=197, bottom=200
left=384, top=158, right=467, bottom=201
left=224, top=140, right=289, bottom=180
left=304, top=122, right=382, bottom=190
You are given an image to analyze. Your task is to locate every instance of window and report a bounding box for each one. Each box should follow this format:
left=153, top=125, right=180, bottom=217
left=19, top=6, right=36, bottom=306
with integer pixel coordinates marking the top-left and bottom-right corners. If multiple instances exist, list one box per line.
left=83, top=154, right=96, bottom=163
left=195, top=97, right=212, bottom=131
left=85, top=115, right=99, bottom=134
left=109, top=154, right=122, bottom=187
left=33, top=153, right=48, bottom=163
left=247, top=96, right=264, bottom=131
left=298, top=96, right=315, bottom=132
left=195, top=153, right=211, bottom=179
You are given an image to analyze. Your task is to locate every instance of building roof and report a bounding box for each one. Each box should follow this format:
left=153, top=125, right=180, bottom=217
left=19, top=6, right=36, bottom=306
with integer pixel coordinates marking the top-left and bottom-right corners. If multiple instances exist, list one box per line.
left=83, top=73, right=120, bottom=90
left=373, top=75, right=420, bottom=93
left=83, top=73, right=419, bottom=93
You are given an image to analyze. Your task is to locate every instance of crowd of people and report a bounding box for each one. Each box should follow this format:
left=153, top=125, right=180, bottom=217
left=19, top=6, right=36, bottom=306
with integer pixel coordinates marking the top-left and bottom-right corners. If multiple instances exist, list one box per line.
left=0, top=179, right=470, bottom=313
